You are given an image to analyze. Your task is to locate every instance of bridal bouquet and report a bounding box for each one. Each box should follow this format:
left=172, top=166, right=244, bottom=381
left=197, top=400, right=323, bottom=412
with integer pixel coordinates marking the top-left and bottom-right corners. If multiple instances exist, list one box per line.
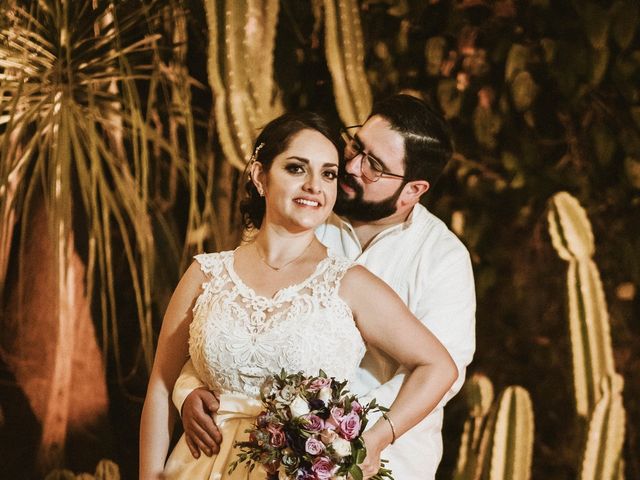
left=229, top=370, right=393, bottom=480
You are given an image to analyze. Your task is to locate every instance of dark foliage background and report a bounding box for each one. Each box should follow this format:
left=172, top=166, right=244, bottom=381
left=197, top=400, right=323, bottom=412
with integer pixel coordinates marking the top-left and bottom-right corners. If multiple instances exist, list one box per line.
left=1, top=1, right=637, bottom=479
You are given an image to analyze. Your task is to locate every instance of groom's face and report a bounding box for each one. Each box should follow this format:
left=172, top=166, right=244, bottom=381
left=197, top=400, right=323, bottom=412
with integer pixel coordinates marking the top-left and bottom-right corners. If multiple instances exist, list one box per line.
left=335, top=116, right=407, bottom=221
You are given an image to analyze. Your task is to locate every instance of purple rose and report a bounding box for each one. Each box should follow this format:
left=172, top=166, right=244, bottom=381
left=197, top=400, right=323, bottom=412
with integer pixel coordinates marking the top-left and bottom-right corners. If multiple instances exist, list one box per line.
left=350, top=400, right=363, bottom=414
left=339, top=411, right=361, bottom=440
left=308, top=377, right=332, bottom=392
left=311, top=457, right=336, bottom=480
left=326, top=406, right=344, bottom=430
left=305, top=437, right=325, bottom=455
left=303, top=414, right=325, bottom=432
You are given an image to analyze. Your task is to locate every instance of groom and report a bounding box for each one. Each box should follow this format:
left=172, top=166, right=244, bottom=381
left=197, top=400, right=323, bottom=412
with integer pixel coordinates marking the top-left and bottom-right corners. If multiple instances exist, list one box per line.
left=172, top=94, right=476, bottom=479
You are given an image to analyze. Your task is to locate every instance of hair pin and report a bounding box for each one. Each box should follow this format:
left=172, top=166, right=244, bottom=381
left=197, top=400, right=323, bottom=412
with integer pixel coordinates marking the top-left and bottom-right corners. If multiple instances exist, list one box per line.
left=249, top=142, right=265, bottom=164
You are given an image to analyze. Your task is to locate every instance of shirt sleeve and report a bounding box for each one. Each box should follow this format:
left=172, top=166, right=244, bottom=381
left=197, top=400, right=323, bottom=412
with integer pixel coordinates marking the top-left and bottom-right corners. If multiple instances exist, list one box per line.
left=172, top=358, right=207, bottom=415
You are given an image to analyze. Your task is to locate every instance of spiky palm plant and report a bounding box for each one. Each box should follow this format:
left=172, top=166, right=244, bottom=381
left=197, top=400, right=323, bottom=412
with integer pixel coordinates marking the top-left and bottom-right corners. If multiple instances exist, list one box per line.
left=0, top=0, right=201, bottom=470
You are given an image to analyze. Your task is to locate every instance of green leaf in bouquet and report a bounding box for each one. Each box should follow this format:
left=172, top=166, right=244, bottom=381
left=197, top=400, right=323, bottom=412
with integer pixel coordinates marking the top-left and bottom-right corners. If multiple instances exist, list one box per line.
left=350, top=464, right=364, bottom=480
left=355, top=439, right=368, bottom=464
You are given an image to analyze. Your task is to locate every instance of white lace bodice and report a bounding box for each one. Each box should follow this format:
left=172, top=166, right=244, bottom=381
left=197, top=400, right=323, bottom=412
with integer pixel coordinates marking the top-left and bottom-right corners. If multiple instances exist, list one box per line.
left=188, top=250, right=366, bottom=398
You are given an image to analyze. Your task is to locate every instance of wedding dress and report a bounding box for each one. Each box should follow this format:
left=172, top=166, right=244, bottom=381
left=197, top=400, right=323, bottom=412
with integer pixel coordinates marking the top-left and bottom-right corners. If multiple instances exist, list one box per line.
left=163, top=250, right=366, bottom=479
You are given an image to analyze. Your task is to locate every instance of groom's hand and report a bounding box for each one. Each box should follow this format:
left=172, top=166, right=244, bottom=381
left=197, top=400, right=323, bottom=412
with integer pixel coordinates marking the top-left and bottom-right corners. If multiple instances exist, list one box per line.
left=181, top=387, right=222, bottom=458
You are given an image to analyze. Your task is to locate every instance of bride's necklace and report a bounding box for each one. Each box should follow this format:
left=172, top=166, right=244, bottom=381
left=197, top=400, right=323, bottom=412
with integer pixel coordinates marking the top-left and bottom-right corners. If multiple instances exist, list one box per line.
left=254, top=238, right=315, bottom=272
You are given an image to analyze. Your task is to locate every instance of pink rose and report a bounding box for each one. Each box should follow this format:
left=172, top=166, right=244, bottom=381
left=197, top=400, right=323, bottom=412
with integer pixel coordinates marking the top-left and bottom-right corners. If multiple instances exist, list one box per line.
left=305, top=437, right=325, bottom=455
left=308, top=377, right=332, bottom=392
left=302, top=414, right=325, bottom=432
left=326, top=406, right=344, bottom=430
left=311, top=457, right=336, bottom=480
left=339, top=411, right=361, bottom=440
left=350, top=401, right=363, bottom=414
left=267, top=424, right=286, bottom=448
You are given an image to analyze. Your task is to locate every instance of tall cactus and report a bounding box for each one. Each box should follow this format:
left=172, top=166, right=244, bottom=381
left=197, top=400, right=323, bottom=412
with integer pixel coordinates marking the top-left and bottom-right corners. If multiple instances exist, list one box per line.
left=547, top=191, right=616, bottom=417
left=488, top=386, right=535, bottom=480
left=548, top=191, right=626, bottom=479
left=453, top=373, right=495, bottom=480
left=323, top=0, right=372, bottom=126
left=204, top=0, right=283, bottom=170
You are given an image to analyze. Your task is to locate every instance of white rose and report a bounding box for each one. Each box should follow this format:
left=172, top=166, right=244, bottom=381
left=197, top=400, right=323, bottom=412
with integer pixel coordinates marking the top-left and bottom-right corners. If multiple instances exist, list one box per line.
left=289, top=395, right=310, bottom=418
left=318, top=386, right=332, bottom=403
left=331, top=437, right=352, bottom=457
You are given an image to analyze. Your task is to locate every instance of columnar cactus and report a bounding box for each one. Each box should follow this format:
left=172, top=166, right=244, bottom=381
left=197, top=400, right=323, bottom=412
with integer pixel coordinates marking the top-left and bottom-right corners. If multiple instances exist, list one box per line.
left=453, top=373, right=494, bottom=480
left=488, top=386, right=535, bottom=480
left=547, top=191, right=616, bottom=417
left=548, top=192, right=626, bottom=479
left=579, top=374, right=626, bottom=480
left=323, top=0, right=372, bottom=126
left=204, top=0, right=283, bottom=169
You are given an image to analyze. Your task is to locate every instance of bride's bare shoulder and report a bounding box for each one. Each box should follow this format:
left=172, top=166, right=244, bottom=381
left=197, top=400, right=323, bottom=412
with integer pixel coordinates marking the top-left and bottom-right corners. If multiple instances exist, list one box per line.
left=340, top=264, right=394, bottom=300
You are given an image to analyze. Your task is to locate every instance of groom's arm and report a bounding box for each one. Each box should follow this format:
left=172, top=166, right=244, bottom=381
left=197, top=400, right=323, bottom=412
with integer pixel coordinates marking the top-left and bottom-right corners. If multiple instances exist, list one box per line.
left=364, top=246, right=476, bottom=413
left=172, top=359, right=223, bottom=457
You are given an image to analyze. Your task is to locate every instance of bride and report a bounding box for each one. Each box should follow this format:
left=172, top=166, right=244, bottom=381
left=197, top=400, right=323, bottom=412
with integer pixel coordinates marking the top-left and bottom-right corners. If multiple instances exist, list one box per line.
left=139, top=111, right=457, bottom=479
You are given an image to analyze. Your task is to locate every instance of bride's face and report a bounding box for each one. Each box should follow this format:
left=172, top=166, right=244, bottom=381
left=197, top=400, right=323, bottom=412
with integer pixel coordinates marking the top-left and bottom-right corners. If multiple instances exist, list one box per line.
left=253, top=129, right=339, bottom=232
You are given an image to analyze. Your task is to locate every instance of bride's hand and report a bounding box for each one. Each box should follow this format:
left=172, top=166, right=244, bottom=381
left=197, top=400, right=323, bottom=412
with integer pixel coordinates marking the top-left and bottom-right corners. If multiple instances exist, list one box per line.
left=359, top=430, right=387, bottom=479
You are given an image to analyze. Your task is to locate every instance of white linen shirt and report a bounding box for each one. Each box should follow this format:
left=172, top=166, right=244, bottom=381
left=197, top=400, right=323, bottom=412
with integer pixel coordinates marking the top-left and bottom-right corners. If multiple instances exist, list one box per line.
left=316, top=204, right=476, bottom=479
left=173, top=203, right=475, bottom=479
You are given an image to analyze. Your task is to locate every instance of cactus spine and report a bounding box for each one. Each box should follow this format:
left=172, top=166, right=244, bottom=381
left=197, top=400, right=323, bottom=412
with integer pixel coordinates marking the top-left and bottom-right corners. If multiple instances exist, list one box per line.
left=204, top=0, right=283, bottom=170
left=323, top=0, right=372, bottom=126
left=548, top=191, right=616, bottom=417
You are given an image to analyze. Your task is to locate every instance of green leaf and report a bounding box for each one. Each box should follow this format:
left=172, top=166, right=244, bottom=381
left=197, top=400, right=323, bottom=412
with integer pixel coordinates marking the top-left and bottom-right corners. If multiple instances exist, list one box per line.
left=350, top=465, right=364, bottom=480
left=505, top=44, right=528, bottom=81
left=612, top=0, right=639, bottom=49
left=437, top=79, right=462, bottom=119
left=511, top=71, right=537, bottom=111
left=591, top=123, right=617, bottom=167
left=624, top=157, right=640, bottom=188
left=590, top=47, right=610, bottom=86
left=583, top=2, right=611, bottom=49
left=425, top=36, right=447, bottom=76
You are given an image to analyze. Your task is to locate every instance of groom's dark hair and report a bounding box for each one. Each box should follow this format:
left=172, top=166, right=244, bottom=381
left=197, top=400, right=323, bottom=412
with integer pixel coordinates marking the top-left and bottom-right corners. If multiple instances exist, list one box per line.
left=369, top=94, right=453, bottom=185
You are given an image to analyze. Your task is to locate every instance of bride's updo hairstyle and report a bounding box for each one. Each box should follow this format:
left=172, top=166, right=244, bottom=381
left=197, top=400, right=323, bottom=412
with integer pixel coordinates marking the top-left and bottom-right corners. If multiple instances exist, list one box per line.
left=240, top=111, right=341, bottom=230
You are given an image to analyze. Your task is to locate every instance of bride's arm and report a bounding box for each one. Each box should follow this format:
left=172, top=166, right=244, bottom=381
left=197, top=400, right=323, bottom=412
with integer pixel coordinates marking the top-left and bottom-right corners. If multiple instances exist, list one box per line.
left=340, top=266, right=458, bottom=477
left=139, top=261, right=205, bottom=480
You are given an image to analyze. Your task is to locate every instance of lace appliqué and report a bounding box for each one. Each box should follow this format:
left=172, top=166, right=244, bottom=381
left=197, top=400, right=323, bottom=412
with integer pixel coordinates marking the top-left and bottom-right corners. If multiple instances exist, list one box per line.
left=188, top=251, right=366, bottom=398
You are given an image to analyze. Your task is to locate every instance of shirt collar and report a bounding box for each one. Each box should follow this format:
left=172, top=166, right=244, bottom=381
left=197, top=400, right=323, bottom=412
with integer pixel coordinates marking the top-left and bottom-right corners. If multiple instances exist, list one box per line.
left=338, top=204, right=422, bottom=250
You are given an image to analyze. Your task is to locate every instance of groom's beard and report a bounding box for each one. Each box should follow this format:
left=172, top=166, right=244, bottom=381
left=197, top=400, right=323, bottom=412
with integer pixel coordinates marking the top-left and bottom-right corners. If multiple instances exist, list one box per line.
left=334, top=174, right=405, bottom=222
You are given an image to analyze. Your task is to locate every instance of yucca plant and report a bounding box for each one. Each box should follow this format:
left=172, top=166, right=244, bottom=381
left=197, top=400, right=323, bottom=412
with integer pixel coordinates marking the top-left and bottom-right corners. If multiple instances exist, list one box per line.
left=0, top=0, right=201, bottom=470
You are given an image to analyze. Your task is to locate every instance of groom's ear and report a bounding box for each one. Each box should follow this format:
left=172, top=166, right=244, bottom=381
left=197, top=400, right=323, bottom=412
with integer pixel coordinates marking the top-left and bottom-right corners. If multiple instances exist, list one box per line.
left=399, top=180, right=430, bottom=206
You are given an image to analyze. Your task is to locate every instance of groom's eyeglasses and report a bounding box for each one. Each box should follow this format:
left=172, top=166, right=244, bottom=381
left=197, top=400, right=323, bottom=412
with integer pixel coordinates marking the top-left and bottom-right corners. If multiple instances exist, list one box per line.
left=340, top=126, right=408, bottom=183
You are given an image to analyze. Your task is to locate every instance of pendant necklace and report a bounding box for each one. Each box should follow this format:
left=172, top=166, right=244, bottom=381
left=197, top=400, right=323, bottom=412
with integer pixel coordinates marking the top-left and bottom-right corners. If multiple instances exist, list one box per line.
left=254, top=238, right=314, bottom=271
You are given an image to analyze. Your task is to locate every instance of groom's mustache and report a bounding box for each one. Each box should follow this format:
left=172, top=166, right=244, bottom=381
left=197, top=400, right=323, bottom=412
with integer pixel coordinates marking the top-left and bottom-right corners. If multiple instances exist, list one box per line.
left=339, top=173, right=364, bottom=198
